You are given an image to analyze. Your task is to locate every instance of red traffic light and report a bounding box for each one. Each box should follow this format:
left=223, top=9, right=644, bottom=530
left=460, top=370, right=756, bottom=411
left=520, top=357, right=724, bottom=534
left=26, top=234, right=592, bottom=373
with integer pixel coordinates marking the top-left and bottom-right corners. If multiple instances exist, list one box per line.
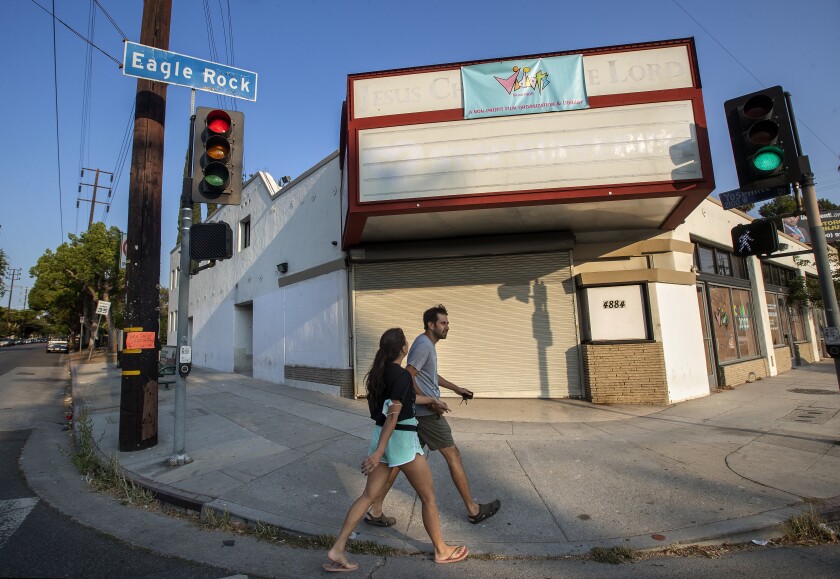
left=206, top=109, right=232, bottom=135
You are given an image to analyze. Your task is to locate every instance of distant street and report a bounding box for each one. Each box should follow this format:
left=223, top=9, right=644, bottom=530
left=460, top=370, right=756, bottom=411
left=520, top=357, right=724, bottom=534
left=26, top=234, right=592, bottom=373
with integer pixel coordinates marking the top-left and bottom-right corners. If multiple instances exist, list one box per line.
left=0, top=343, right=237, bottom=578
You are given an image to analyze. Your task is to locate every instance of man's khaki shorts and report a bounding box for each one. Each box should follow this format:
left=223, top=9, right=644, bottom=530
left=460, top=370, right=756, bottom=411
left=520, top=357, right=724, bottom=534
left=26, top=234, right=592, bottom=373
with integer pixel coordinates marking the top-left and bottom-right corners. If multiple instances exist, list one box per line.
left=416, top=414, right=455, bottom=451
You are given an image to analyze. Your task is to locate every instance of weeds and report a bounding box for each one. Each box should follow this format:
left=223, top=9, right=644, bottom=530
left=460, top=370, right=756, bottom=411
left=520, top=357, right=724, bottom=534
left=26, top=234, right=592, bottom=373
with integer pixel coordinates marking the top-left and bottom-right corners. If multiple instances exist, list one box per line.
left=69, top=409, right=156, bottom=508
left=589, top=545, right=635, bottom=564
left=783, top=509, right=838, bottom=544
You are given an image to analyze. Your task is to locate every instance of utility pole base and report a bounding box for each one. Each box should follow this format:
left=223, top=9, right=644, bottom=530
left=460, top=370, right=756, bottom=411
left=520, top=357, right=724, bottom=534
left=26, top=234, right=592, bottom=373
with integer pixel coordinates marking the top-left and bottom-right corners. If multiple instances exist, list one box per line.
left=166, top=453, right=194, bottom=467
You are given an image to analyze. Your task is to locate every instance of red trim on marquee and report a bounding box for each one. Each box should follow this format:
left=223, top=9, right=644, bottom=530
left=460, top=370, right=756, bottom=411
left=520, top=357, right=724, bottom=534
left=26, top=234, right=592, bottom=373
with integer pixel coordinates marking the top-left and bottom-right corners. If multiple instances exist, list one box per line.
left=342, top=38, right=714, bottom=248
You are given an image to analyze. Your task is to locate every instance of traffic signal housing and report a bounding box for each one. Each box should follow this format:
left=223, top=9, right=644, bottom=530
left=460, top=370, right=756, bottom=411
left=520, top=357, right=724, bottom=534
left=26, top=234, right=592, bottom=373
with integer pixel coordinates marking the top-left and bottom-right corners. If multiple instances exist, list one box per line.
left=190, top=222, right=233, bottom=260
left=192, top=107, right=244, bottom=205
left=724, top=86, right=799, bottom=191
left=731, top=220, right=779, bottom=258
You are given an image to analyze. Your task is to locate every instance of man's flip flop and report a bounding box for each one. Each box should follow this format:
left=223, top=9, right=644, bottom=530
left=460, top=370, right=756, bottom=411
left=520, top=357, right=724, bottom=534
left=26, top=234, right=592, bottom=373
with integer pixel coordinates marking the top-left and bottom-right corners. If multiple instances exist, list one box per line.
left=363, top=512, right=396, bottom=527
left=435, top=545, right=469, bottom=564
left=468, top=499, right=501, bottom=524
left=322, top=558, right=359, bottom=573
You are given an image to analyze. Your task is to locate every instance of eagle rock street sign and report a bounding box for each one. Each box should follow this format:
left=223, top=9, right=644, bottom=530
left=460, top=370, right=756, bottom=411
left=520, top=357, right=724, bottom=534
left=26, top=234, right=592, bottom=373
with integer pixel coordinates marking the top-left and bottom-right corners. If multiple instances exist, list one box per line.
left=122, top=41, right=258, bottom=102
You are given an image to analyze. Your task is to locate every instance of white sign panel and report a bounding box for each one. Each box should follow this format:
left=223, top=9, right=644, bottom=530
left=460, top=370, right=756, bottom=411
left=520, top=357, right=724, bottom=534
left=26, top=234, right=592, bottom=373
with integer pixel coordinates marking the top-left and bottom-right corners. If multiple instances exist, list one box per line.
left=358, top=100, right=700, bottom=203
left=586, top=285, right=647, bottom=341
left=95, top=301, right=111, bottom=315
left=179, top=346, right=192, bottom=364
left=352, top=45, right=692, bottom=119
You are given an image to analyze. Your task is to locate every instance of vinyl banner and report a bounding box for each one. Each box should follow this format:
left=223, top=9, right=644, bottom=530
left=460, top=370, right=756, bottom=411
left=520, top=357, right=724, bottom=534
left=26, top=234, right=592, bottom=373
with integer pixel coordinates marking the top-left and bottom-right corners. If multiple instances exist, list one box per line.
left=462, top=55, right=588, bottom=119
left=793, top=211, right=840, bottom=244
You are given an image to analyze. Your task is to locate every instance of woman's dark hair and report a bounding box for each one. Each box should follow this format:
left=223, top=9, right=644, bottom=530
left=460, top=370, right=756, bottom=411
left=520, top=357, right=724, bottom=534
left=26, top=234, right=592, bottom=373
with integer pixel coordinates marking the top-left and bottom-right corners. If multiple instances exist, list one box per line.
left=366, top=328, right=407, bottom=415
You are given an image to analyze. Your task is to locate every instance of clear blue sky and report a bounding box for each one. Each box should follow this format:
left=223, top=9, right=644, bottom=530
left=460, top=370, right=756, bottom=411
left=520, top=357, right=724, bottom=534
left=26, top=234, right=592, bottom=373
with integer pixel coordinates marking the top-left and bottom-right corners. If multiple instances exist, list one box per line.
left=2, top=0, right=839, bottom=309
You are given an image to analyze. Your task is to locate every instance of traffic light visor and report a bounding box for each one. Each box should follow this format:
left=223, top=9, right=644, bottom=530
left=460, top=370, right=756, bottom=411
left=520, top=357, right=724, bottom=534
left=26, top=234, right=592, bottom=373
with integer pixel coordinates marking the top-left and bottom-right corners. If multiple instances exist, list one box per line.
left=202, top=162, right=230, bottom=192
left=206, top=110, right=232, bottom=135
left=205, top=135, right=231, bottom=161
left=752, top=146, right=784, bottom=174
left=742, top=94, right=773, bottom=120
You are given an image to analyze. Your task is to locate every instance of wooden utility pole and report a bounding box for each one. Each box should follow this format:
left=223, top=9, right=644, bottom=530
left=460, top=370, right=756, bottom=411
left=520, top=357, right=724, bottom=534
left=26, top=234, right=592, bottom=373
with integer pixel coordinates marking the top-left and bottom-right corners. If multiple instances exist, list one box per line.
left=78, top=168, right=113, bottom=228
left=119, top=0, right=172, bottom=452
left=5, top=268, right=21, bottom=335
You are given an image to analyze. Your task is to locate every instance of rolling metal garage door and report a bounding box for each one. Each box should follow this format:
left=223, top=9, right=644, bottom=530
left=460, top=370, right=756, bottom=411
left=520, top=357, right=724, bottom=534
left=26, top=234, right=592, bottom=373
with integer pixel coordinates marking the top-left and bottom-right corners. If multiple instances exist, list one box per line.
left=352, top=252, right=581, bottom=398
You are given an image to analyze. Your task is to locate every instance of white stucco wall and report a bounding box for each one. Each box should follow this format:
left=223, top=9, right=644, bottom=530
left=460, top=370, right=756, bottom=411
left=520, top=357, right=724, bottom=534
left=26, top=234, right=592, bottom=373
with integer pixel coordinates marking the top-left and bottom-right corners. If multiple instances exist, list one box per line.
left=651, top=282, right=709, bottom=402
left=169, top=152, right=350, bottom=381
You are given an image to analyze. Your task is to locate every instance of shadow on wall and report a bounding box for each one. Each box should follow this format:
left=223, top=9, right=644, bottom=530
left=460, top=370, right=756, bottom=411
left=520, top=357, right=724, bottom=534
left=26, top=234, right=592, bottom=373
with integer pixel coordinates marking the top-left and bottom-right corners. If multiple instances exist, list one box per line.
left=498, top=279, right=554, bottom=397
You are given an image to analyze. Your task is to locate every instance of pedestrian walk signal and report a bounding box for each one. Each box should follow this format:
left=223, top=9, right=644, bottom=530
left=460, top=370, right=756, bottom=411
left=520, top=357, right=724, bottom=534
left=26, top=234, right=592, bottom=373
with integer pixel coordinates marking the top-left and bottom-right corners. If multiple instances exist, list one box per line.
left=192, top=107, right=244, bottom=205
left=190, top=222, right=233, bottom=260
left=731, top=220, right=779, bottom=258
left=724, top=86, right=799, bottom=191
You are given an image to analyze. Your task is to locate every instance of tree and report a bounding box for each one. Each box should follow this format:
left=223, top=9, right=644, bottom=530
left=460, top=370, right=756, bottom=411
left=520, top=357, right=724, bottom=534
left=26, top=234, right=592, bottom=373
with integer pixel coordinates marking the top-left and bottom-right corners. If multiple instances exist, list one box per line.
left=758, top=196, right=839, bottom=218
left=29, top=223, right=124, bottom=352
left=159, top=287, right=169, bottom=340
left=757, top=195, right=797, bottom=218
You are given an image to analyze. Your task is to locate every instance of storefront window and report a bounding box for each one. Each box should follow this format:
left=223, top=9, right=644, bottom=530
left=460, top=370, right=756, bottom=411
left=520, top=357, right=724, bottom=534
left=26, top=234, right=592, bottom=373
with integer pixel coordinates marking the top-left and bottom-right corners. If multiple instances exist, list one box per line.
left=765, top=292, right=784, bottom=345
left=716, top=252, right=733, bottom=277
left=697, top=246, right=716, bottom=274
left=732, top=289, right=759, bottom=357
left=790, top=305, right=807, bottom=342
left=710, top=286, right=738, bottom=362
left=778, top=296, right=790, bottom=343
left=710, top=285, right=760, bottom=362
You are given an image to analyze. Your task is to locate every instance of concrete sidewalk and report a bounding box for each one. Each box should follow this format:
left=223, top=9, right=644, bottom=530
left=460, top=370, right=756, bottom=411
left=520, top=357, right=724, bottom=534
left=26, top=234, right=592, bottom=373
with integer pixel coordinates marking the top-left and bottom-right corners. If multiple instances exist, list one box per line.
left=71, top=360, right=840, bottom=557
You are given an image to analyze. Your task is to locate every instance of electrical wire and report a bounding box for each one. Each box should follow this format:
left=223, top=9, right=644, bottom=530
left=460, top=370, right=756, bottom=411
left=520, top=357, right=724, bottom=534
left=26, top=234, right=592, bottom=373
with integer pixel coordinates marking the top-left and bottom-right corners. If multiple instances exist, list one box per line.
left=672, top=0, right=838, bottom=165
left=51, top=0, right=65, bottom=242
left=78, top=0, right=95, bottom=199
left=94, top=0, right=128, bottom=40
left=30, top=0, right=122, bottom=66
left=102, top=101, right=136, bottom=224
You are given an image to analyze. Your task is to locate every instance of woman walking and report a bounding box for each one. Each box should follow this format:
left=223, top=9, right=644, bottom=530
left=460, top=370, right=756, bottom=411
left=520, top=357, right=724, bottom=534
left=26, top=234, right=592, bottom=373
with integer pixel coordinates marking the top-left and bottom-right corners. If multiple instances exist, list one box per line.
left=323, top=328, right=468, bottom=572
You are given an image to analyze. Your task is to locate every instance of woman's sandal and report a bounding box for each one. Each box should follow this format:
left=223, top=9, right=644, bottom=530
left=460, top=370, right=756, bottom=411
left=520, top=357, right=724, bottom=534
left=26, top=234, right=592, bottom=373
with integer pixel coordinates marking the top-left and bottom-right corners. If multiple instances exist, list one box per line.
left=363, top=512, right=396, bottom=527
left=322, top=558, right=359, bottom=573
left=468, top=499, right=501, bottom=524
left=435, top=545, right=469, bottom=564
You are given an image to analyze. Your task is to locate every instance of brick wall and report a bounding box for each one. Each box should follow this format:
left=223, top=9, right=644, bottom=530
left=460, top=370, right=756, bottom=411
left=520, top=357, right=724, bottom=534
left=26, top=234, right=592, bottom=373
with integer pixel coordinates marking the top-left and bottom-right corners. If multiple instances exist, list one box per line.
left=774, top=346, right=792, bottom=373
left=718, top=357, right=768, bottom=386
left=796, top=342, right=817, bottom=364
left=284, top=365, right=355, bottom=398
left=581, top=342, right=668, bottom=404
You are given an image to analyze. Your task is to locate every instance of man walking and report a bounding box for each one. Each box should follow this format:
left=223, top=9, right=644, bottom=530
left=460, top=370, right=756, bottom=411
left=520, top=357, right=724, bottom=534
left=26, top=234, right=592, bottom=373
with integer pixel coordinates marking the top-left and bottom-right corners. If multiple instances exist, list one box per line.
left=365, top=305, right=501, bottom=527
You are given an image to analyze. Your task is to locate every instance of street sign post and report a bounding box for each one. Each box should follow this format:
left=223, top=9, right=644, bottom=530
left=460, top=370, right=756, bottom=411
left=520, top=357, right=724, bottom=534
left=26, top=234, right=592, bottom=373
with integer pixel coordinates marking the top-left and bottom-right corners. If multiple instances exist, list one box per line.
left=122, top=41, right=258, bottom=102
left=719, top=185, right=790, bottom=210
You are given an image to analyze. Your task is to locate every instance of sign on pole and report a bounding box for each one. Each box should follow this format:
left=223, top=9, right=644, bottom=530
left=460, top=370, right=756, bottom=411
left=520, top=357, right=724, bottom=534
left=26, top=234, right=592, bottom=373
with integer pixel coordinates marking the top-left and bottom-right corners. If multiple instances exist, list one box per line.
left=719, top=185, right=790, bottom=210
left=95, top=301, right=111, bottom=315
left=120, top=232, right=128, bottom=269
left=122, top=41, right=258, bottom=102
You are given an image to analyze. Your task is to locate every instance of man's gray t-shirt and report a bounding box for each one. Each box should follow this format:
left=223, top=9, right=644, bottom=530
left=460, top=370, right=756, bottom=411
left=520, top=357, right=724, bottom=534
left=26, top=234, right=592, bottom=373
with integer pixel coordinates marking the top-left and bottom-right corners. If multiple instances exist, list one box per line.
left=407, top=333, right=438, bottom=417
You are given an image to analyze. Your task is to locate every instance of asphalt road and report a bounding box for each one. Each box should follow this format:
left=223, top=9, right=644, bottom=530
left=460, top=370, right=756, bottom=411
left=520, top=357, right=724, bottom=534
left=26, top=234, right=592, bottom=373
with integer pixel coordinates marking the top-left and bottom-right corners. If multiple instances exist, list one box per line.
left=0, top=343, right=239, bottom=578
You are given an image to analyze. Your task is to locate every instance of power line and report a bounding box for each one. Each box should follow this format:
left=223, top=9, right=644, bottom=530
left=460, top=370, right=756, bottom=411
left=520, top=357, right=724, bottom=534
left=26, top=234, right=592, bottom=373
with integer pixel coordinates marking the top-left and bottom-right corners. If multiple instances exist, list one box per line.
left=103, top=101, right=136, bottom=224
left=78, top=0, right=95, bottom=183
left=30, top=0, right=122, bottom=66
left=672, top=0, right=838, bottom=164
left=51, top=0, right=65, bottom=242
left=94, top=0, right=129, bottom=40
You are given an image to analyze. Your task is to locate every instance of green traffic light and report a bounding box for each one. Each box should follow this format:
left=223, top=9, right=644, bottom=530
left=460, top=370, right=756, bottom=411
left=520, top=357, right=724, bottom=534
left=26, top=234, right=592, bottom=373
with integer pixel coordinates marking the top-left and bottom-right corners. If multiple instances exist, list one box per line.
left=751, top=146, right=784, bottom=174
left=205, top=174, right=225, bottom=187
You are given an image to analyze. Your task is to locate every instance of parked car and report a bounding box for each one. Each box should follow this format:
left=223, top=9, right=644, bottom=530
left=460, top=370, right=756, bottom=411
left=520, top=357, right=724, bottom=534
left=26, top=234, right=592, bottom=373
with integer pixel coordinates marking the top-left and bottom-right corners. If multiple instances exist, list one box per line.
left=0, top=338, right=14, bottom=348
left=46, top=339, right=69, bottom=353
